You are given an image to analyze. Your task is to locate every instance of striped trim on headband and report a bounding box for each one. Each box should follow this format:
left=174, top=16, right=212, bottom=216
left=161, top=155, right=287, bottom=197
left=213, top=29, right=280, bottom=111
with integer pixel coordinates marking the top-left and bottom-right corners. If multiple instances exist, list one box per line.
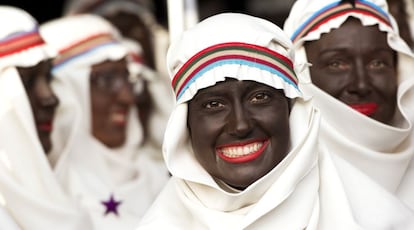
left=290, top=0, right=391, bottom=42
left=53, top=33, right=117, bottom=67
left=0, top=29, right=45, bottom=58
left=172, top=42, right=299, bottom=100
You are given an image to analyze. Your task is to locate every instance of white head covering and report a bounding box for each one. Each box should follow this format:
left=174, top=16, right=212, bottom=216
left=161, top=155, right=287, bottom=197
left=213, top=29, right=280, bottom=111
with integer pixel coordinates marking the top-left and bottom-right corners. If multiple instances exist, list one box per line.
left=40, top=14, right=169, bottom=229
left=0, top=6, right=93, bottom=230
left=138, top=13, right=414, bottom=229
left=284, top=0, right=414, bottom=207
left=63, top=0, right=170, bottom=76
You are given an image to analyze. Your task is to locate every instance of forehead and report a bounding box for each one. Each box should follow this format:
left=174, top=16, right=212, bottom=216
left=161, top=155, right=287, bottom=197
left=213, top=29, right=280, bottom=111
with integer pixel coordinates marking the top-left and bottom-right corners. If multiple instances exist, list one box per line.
left=305, top=17, right=391, bottom=54
left=189, top=78, right=290, bottom=106
left=317, top=18, right=386, bottom=45
left=91, top=58, right=127, bottom=72
left=193, top=78, right=271, bottom=95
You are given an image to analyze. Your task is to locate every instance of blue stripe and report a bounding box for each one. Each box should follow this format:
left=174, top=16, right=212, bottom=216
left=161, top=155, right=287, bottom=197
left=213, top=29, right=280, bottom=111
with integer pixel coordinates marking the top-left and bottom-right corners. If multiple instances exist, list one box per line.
left=52, top=42, right=117, bottom=72
left=290, top=1, right=340, bottom=41
left=359, top=0, right=389, bottom=19
left=290, top=0, right=390, bottom=41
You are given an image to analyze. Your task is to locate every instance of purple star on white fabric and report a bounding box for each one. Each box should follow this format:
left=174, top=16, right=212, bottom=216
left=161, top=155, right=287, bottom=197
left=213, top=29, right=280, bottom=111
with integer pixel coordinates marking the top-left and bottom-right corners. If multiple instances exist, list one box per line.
left=101, top=194, right=122, bottom=216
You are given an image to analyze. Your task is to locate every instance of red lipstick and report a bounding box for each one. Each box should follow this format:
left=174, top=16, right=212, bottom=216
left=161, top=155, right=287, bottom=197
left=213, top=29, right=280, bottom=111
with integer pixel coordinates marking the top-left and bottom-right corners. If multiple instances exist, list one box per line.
left=349, top=103, right=378, bottom=116
left=38, top=121, right=52, bottom=132
left=217, top=140, right=269, bottom=164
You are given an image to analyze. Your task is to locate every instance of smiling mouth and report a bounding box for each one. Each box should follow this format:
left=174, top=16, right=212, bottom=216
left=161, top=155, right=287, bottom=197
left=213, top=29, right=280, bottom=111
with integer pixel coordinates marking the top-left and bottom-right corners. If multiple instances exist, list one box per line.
left=349, top=103, right=378, bottom=116
left=217, top=140, right=269, bottom=163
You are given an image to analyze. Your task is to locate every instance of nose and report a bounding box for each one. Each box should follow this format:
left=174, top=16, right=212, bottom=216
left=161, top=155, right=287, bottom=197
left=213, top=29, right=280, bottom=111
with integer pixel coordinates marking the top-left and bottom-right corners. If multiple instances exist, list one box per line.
left=226, top=101, right=252, bottom=137
left=36, top=79, right=59, bottom=108
left=346, top=60, right=372, bottom=97
left=116, top=81, right=135, bottom=106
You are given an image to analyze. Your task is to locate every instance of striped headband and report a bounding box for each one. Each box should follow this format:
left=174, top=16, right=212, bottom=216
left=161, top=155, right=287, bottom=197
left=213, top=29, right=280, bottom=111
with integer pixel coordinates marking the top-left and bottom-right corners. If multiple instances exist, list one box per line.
left=172, top=42, right=299, bottom=100
left=290, top=0, right=391, bottom=42
left=0, top=29, right=45, bottom=58
left=53, top=33, right=117, bottom=68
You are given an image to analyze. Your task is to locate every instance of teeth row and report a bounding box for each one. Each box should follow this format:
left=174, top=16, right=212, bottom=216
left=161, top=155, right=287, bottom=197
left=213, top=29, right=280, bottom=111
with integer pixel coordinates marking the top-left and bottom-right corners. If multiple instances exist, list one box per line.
left=221, top=142, right=263, bottom=158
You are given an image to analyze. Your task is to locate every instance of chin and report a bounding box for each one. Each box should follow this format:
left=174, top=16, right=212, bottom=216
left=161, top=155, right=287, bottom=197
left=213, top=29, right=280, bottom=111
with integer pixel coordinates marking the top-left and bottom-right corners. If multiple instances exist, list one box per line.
left=104, top=137, right=127, bottom=148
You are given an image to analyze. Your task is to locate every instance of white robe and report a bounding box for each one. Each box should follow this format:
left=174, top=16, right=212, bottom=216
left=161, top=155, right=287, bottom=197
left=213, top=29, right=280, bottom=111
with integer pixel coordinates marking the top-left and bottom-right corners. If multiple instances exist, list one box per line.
left=138, top=99, right=414, bottom=229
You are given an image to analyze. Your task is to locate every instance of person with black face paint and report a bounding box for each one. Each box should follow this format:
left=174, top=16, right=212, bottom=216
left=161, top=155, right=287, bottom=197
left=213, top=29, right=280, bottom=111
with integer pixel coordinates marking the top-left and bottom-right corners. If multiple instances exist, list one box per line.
left=0, top=5, right=93, bottom=229
left=284, top=0, right=414, bottom=210
left=137, top=13, right=414, bottom=229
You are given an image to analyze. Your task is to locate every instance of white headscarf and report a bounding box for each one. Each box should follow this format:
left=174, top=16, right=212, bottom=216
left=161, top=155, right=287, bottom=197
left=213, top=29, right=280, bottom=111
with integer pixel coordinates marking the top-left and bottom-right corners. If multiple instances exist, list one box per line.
left=0, top=6, right=93, bottom=230
left=284, top=0, right=414, bottom=208
left=40, top=14, right=169, bottom=230
left=138, top=13, right=414, bottom=229
left=63, top=0, right=170, bottom=78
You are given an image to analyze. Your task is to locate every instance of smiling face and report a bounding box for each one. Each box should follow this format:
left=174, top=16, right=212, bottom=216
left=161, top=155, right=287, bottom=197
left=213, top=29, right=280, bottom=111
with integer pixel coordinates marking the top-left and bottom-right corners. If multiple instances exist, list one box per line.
left=187, top=78, right=291, bottom=190
left=305, top=18, right=398, bottom=124
left=90, top=58, right=134, bottom=148
left=17, top=59, right=59, bottom=153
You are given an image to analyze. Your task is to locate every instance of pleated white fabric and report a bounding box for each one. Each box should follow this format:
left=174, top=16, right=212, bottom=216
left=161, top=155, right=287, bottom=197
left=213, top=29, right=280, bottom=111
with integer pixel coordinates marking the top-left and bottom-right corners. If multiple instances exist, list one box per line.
left=0, top=6, right=93, bottom=230
left=137, top=13, right=414, bottom=229
left=40, top=14, right=169, bottom=230
left=284, top=0, right=414, bottom=210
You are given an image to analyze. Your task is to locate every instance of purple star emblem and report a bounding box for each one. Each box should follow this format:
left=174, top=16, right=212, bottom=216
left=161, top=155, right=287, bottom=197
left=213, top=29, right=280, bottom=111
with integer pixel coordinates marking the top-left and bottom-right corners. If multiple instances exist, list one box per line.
left=101, top=194, right=122, bottom=216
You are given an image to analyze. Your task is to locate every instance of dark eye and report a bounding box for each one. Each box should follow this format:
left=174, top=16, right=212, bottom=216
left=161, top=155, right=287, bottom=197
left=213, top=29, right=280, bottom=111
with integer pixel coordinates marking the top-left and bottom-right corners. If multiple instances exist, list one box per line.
left=250, top=92, right=270, bottom=104
left=204, top=100, right=224, bottom=109
left=368, top=59, right=387, bottom=69
left=327, top=60, right=349, bottom=71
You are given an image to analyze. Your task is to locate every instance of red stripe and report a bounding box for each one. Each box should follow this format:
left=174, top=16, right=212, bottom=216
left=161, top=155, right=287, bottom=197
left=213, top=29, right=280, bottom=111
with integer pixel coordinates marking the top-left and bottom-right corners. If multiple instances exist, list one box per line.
left=0, top=32, right=45, bottom=58
left=296, top=7, right=391, bottom=42
left=58, top=33, right=109, bottom=54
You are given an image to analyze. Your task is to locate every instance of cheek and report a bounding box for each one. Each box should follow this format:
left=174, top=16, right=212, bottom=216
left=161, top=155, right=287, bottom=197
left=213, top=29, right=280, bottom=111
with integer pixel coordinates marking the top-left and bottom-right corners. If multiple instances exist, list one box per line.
left=371, top=73, right=398, bottom=97
left=309, top=69, right=350, bottom=95
left=91, top=95, right=112, bottom=126
left=188, top=115, right=225, bottom=161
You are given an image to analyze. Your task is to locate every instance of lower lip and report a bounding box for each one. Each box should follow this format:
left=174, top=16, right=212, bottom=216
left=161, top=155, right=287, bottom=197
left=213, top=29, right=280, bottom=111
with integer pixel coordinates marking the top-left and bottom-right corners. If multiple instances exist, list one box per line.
left=349, top=103, right=378, bottom=116
left=217, top=140, right=269, bottom=164
left=112, top=113, right=128, bottom=126
left=38, top=123, right=52, bottom=132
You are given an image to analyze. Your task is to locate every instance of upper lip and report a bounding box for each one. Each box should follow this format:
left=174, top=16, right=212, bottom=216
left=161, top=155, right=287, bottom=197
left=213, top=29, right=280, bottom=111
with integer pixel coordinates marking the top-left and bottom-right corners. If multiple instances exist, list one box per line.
left=216, top=138, right=267, bottom=149
left=348, top=102, right=378, bottom=115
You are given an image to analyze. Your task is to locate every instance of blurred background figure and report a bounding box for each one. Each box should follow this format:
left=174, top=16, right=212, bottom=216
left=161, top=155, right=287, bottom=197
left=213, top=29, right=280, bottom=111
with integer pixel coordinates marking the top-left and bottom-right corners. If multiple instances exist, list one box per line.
left=62, top=0, right=175, bottom=161
left=63, top=0, right=169, bottom=76
left=40, top=14, right=169, bottom=230
left=0, top=5, right=93, bottom=229
left=387, top=0, right=414, bottom=49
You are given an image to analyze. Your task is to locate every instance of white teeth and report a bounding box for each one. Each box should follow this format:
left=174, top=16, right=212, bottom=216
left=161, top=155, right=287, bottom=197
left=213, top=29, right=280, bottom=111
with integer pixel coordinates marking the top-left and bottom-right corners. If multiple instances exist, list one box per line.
left=220, top=142, right=263, bottom=158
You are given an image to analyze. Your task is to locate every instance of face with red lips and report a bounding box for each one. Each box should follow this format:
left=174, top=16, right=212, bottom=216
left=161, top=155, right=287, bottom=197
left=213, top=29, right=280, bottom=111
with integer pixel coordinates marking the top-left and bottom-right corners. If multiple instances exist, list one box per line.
left=305, top=18, right=397, bottom=125
left=18, top=59, right=59, bottom=154
left=188, top=78, right=291, bottom=190
left=90, top=58, right=134, bottom=148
